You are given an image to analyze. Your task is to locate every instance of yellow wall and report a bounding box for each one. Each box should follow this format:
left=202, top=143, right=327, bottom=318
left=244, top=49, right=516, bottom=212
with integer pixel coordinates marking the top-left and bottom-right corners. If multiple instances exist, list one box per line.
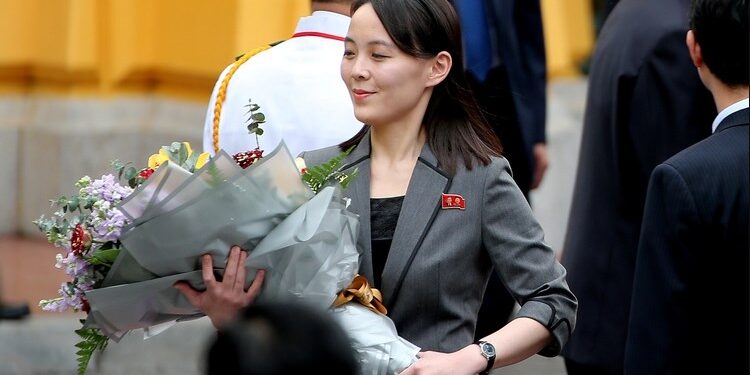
left=542, top=0, right=595, bottom=78
left=0, top=0, right=310, bottom=100
left=0, top=0, right=592, bottom=101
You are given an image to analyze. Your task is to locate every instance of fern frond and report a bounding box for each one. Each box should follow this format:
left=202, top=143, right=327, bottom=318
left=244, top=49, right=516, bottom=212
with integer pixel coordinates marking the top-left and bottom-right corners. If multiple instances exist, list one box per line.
left=301, top=147, right=355, bottom=193
left=74, top=327, right=109, bottom=375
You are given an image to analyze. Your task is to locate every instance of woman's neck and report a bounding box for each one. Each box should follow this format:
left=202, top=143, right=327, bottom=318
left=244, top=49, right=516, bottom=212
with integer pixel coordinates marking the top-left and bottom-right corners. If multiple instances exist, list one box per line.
left=370, top=123, right=425, bottom=165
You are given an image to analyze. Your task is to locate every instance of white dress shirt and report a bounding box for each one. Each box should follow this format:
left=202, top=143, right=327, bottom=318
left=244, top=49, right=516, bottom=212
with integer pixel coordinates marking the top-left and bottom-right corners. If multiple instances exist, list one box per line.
left=711, top=98, right=749, bottom=133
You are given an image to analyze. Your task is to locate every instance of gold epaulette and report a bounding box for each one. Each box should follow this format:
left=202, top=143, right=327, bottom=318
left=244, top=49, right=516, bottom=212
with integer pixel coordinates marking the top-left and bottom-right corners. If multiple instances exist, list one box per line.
left=211, top=44, right=275, bottom=155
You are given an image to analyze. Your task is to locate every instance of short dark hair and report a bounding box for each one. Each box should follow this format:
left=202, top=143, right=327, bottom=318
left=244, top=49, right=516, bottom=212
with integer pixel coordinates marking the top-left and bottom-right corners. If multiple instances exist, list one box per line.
left=340, top=0, right=502, bottom=175
left=207, top=301, right=359, bottom=375
left=690, top=0, right=749, bottom=86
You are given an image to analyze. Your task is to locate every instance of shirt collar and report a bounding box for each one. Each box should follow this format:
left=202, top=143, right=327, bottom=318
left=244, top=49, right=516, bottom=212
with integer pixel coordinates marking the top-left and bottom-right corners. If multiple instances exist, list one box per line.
left=295, top=11, right=351, bottom=38
left=712, top=98, right=749, bottom=133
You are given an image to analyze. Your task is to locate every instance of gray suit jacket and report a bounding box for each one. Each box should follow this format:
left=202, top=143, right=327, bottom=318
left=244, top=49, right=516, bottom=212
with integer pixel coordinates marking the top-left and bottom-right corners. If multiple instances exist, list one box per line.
left=300, top=132, right=576, bottom=355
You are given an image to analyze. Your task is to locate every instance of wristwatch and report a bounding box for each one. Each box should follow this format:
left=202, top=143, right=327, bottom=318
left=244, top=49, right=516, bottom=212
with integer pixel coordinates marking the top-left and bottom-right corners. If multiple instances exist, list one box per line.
left=475, top=340, right=496, bottom=375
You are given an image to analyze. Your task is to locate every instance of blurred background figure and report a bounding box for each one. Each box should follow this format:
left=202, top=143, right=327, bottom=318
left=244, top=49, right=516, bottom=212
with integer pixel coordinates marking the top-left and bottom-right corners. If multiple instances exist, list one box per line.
left=202, top=0, right=362, bottom=158
left=206, top=301, right=359, bottom=375
left=0, top=284, right=29, bottom=320
left=625, top=0, right=748, bottom=373
left=560, top=0, right=716, bottom=374
left=454, top=0, right=550, bottom=342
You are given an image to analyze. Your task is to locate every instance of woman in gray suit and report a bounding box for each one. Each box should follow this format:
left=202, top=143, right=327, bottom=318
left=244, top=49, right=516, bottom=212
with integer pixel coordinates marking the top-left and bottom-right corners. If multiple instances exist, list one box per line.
left=180, top=1, right=577, bottom=373
left=301, top=1, right=576, bottom=374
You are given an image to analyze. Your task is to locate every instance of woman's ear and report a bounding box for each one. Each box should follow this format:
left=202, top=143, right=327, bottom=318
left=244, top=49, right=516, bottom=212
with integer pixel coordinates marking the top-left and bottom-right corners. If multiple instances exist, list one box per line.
left=426, top=51, right=452, bottom=87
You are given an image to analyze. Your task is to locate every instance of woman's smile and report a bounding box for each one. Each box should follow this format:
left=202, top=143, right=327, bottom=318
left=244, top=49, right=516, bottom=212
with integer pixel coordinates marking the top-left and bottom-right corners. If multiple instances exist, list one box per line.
left=352, top=88, right=375, bottom=100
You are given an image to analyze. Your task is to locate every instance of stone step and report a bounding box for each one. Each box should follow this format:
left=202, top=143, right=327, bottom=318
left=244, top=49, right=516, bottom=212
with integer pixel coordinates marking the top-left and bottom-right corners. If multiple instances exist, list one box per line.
left=1, top=316, right=215, bottom=375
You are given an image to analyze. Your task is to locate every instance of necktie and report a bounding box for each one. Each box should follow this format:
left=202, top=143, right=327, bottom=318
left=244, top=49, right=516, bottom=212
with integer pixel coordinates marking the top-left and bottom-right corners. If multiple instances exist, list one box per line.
left=455, top=0, right=494, bottom=82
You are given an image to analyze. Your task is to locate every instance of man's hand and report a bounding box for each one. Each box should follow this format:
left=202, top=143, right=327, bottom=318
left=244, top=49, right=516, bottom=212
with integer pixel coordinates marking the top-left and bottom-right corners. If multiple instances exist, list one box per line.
left=531, top=143, right=549, bottom=190
left=174, top=246, right=265, bottom=328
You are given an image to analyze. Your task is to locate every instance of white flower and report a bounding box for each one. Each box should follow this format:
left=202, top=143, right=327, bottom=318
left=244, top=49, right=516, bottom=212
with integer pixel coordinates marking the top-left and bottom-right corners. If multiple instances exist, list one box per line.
left=295, top=157, right=308, bottom=175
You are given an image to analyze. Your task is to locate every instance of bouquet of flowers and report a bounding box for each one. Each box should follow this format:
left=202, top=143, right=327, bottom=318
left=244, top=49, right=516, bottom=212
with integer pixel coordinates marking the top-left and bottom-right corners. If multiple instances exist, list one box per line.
left=35, top=106, right=419, bottom=375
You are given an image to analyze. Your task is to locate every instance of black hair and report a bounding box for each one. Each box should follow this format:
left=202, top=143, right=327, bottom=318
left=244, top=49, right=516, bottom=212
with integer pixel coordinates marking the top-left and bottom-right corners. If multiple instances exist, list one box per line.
left=207, top=301, right=359, bottom=375
left=690, top=0, right=749, bottom=86
left=340, top=0, right=502, bottom=175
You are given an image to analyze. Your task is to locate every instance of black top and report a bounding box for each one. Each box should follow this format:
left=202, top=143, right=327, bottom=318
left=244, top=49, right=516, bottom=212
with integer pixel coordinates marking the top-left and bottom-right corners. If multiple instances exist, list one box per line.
left=370, top=196, right=404, bottom=289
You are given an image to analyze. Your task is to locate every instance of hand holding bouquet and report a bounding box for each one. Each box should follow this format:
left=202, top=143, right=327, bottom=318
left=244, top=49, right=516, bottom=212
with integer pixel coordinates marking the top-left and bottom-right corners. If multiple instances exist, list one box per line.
left=36, top=137, right=419, bottom=375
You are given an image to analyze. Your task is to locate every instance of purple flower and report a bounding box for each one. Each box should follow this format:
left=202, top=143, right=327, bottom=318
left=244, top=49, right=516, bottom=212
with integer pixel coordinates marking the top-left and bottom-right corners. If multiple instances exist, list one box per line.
left=56, top=252, right=90, bottom=278
left=89, top=204, right=129, bottom=243
left=80, top=174, right=132, bottom=204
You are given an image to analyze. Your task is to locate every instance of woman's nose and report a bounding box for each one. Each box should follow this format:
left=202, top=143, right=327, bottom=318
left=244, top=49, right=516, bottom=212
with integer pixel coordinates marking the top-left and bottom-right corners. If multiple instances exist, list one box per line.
left=350, top=58, right=369, bottom=80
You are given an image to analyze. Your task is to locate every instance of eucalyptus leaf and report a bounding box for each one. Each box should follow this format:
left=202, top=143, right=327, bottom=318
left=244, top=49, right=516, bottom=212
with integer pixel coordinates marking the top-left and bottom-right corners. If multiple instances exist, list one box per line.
left=123, top=166, right=138, bottom=181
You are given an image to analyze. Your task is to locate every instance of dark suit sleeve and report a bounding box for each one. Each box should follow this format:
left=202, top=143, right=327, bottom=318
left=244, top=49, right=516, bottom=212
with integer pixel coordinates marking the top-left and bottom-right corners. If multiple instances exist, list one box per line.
left=513, top=0, right=547, bottom=144
left=624, top=163, right=698, bottom=374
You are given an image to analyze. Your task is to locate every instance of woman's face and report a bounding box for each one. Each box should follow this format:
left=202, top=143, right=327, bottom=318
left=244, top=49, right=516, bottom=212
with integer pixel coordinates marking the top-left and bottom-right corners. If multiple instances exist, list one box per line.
left=341, top=3, right=435, bottom=127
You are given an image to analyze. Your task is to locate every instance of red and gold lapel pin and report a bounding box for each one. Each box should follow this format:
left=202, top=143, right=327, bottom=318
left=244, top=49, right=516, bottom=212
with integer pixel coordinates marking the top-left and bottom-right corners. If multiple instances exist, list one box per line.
left=441, top=193, right=465, bottom=210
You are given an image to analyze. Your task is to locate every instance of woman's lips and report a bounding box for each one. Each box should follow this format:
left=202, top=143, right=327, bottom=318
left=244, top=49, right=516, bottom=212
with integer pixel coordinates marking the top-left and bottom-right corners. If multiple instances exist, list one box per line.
left=352, top=89, right=374, bottom=100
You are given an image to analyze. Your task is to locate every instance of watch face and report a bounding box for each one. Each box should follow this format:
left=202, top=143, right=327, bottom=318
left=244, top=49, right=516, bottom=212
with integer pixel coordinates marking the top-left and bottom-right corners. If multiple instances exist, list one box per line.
left=480, top=342, right=496, bottom=357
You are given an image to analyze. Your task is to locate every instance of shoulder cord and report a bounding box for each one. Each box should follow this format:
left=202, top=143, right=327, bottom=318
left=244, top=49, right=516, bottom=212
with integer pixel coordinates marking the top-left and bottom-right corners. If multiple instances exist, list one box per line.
left=211, top=45, right=272, bottom=154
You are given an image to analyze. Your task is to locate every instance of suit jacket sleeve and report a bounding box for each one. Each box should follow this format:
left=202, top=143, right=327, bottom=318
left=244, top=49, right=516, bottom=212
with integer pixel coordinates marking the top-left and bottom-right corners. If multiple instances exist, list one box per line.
left=481, top=158, right=577, bottom=356
left=624, top=163, right=697, bottom=374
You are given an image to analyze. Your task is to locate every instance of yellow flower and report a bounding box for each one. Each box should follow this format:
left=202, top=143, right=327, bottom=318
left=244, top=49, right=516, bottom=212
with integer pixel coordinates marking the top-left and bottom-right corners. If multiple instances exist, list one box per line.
left=195, top=152, right=210, bottom=169
left=147, top=149, right=170, bottom=169
left=147, top=142, right=209, bottom=171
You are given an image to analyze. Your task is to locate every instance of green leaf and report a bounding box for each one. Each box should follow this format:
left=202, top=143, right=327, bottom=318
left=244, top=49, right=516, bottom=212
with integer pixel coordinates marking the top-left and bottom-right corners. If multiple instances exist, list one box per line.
left=178, top=143, right=189, bottom=165
left=123, top=166, right=138, bottom=181
left=73, top=327, right=109, bottom=375
left=87, top=249, right=120, bottom=266
left=68, top=196, right=80, bottom=212
left=301, top=146, right=355, bottom=193
left=83, top=197, right=96, bottom=210
left=251, top=113, right=265, bottom=122
left=205, top=163, right=226, bottom=188
left=255, top=128, right=264, bottom=136
left=184, top=152, right=199, bottom=172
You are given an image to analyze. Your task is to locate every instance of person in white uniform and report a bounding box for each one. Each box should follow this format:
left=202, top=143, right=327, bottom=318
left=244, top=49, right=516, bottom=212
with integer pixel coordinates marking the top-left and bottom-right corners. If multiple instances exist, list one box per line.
left=202, top=0, right=362, bottom=157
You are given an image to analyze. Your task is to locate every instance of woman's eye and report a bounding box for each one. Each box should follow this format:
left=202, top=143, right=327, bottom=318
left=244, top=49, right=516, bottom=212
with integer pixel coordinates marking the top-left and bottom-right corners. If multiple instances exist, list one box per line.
left=343, top=50, right=355, bottom=58
left=372, top=53, right=389, bottom=59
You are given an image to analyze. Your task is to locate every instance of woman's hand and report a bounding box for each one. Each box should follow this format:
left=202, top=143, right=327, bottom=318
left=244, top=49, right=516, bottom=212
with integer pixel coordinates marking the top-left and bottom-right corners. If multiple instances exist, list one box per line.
left=398, top=346, right=486, bottom=375
left=174, top=245, right=266, bottom=328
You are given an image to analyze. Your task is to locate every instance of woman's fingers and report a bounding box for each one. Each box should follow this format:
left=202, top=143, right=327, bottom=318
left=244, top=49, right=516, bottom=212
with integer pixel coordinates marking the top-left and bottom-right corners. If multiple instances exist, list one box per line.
left=233, top=250, right=248, bottom=292
left=201, top=254, right=216, bottom=287
left=173, top=282, right=201, bottom=307
left=222, top=246, right=241, bottom=287
left=245, top=269, right=266, bottom=303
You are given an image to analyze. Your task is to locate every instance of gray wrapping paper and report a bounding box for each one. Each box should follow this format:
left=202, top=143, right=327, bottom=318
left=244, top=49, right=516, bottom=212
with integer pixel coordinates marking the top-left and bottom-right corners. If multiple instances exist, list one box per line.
left=85, top=142, right=419, bottom=374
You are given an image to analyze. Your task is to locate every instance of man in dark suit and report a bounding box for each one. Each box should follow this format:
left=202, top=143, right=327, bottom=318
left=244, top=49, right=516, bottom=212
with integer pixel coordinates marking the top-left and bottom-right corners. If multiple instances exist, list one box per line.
left=454, top=0, right=549, bottom=340
left=560, top=0, right=716, bottom=373
left=624, top=0, right=748, bottom=373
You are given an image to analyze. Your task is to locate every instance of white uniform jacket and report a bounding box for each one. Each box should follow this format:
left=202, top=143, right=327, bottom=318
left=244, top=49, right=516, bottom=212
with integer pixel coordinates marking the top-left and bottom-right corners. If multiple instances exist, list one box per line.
left=202, top=11, right=362, bottom=157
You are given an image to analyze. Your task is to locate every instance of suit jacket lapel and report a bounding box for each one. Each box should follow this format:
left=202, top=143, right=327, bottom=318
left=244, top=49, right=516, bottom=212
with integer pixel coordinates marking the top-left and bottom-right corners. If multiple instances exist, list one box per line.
left=381, top=143, right=450, bottom=306
left=339, top=134, right=374, bottom=282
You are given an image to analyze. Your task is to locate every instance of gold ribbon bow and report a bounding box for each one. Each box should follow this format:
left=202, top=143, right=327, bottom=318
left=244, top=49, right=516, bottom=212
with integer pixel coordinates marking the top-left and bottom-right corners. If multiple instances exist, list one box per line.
left=333, top=274, right=388, bottom=315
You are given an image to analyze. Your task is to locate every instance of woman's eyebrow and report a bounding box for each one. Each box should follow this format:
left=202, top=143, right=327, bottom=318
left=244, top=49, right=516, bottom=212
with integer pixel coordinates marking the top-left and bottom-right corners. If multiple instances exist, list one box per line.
left=344, top=37, right=395, bottom=48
